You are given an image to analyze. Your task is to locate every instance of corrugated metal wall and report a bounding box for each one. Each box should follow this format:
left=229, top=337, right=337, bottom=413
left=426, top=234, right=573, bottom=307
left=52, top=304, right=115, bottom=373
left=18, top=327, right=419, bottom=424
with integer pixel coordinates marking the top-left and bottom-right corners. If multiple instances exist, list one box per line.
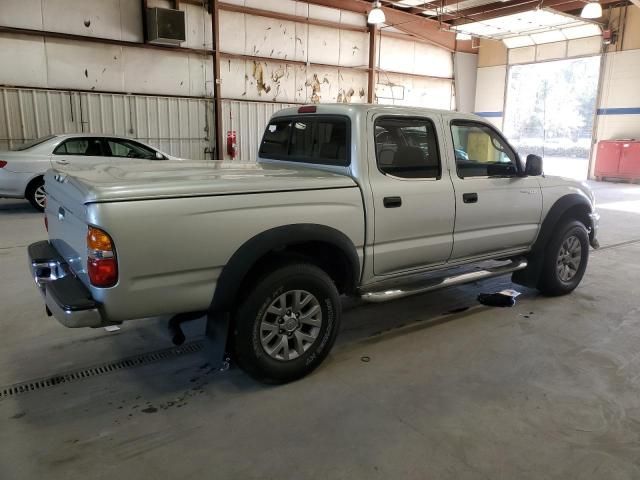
left=221, top=100, right=296, bottom=162
left=0, top=87, right=214, bottom=159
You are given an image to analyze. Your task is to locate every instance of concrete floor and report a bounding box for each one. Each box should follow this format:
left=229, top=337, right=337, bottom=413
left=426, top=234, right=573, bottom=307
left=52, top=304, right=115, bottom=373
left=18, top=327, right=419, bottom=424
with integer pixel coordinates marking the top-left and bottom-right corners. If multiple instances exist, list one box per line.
left=2, top=181, right=640, bottom=479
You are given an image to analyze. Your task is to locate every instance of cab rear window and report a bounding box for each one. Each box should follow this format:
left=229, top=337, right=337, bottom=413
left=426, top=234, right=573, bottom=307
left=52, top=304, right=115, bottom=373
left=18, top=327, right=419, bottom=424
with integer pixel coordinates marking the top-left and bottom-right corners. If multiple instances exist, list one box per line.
left=259, top=116, right=350, bottom=166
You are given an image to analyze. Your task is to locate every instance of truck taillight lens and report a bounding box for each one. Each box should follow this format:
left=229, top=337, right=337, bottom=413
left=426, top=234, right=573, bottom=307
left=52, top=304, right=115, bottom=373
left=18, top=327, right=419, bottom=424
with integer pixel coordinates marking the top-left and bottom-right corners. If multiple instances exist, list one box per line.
left=87, top=226, right=118, bottom=287
left=0, top=161, right=7, bottom=168
left=88, top=257, right=118, bottom=287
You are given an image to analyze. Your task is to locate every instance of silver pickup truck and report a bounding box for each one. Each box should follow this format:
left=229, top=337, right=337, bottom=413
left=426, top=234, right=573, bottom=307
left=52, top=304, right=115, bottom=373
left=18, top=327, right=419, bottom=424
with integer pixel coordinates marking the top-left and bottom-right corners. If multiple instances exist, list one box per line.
left=28, top=104, right=599, bottom=383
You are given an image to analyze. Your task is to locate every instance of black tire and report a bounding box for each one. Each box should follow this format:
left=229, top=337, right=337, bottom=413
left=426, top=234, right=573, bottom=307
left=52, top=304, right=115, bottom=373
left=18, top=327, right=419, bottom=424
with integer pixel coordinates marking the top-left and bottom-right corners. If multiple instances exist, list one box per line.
left=233, top=263, right=341, bottom=384
left=537, top=220, right=589, bottom=296
left=26, top=177, right=46, bottom=212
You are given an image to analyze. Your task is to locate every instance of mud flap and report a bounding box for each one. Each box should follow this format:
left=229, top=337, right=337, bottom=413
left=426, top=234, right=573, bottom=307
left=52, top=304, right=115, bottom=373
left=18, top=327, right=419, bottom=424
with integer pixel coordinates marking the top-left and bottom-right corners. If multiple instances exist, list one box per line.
left=205, top=310, right=232, bottom=370
left=168, top=310, right=231, bottom=370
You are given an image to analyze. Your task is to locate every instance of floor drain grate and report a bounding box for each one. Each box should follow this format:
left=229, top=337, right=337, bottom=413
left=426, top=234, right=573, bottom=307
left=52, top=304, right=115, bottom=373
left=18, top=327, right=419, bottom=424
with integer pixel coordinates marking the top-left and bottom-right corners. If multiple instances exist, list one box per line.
left=0, top=340, right=204, bottom=400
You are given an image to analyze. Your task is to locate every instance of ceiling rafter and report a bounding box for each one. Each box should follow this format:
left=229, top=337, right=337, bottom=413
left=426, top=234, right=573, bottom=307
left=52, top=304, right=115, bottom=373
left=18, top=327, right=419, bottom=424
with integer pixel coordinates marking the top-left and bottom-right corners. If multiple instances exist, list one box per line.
left=449, top=0, right=622, bottom=24
left=305, top=0, right=458, bottom=50
left=305, top=0, right=629, bottom=51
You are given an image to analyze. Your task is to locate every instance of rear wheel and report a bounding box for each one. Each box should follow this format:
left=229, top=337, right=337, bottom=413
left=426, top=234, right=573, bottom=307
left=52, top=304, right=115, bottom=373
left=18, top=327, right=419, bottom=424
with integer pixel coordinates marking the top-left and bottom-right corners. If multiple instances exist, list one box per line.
left=233, top=263, right=341, bottom=384
left=26, top=177, right=46, bottom=212
left=537, top=220, right=589, bottom=296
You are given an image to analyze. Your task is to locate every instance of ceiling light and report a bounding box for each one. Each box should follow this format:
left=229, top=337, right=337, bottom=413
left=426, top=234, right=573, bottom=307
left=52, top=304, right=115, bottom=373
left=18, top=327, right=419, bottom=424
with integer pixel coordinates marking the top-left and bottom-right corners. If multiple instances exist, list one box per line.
left=456, top=32, right=472, bottom=40
left=368, top=1, right=386, bottom=25
left=581, top=1, right=602, bottom=19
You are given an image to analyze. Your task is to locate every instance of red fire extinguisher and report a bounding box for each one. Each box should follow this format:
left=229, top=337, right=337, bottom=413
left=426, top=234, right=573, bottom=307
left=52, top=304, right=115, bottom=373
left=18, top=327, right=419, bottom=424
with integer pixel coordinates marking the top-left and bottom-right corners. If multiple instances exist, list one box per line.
left=226, top=130, right=237, bottom=159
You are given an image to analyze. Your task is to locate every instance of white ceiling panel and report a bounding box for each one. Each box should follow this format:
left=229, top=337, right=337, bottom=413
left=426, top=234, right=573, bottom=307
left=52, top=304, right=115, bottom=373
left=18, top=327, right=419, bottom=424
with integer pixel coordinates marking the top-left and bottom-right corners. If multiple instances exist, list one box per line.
left=452, top=8, right=601, bottom=47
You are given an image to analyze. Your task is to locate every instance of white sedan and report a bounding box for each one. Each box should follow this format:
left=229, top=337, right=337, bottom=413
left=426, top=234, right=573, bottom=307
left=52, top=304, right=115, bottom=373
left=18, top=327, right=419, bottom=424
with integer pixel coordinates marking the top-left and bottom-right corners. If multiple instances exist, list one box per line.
left=0, top=134, right=181, bottom=211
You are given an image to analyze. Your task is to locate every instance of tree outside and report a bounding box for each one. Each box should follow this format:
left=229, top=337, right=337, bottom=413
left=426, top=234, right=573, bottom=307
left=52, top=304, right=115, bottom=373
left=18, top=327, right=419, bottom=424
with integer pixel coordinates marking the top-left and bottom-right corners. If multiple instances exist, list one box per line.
left=503, top=56, right=600, bottom=179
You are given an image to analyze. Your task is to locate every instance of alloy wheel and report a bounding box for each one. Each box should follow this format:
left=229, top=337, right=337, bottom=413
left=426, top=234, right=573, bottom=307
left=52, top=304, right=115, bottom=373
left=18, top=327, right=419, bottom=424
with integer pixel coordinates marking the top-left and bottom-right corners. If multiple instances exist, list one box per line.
left=34, top=185, right=46, bottom=209
left=260, top=290, right=323, bottom=361
left=556, top=235, right=582, bottom=282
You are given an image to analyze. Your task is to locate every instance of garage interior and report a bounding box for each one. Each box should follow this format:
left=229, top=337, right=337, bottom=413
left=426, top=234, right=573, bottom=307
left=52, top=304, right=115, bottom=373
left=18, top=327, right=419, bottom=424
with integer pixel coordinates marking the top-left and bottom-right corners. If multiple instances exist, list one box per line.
left=2, top=0, right=640, bottom=478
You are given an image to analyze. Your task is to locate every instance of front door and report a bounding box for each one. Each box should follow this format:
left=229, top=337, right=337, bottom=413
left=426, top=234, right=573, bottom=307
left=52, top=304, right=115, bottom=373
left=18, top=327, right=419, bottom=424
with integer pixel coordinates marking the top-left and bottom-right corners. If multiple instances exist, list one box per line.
left=369, top=114, right=456, bottom=276
left=447, top=119, right=542, bottom=260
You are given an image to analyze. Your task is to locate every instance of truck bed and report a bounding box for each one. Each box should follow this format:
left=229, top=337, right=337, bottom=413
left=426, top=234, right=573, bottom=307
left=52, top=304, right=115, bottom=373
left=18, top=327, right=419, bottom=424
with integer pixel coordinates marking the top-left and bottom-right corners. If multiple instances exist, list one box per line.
left=47, top=161, right=356, bottom=203
left=42, top=161, right=364, bottom=323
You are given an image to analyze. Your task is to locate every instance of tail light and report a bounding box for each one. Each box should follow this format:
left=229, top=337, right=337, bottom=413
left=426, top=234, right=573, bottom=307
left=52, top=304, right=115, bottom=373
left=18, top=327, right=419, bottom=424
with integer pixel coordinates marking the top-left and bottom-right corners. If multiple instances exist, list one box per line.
left=0, top=161, right=7, bottom=168
left=87, top=226, right=118, bottom=287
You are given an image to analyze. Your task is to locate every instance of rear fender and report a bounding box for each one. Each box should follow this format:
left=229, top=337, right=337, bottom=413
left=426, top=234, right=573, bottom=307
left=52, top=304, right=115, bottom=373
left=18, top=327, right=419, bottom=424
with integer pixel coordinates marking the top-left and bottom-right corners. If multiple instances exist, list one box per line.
left=210, top=223, right=360, bottom=314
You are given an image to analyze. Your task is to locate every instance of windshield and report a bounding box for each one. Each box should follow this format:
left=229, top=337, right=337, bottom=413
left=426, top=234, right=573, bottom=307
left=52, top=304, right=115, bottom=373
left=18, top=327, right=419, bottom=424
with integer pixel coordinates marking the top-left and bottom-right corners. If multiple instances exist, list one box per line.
left=12, top=135, right=57, bottom=151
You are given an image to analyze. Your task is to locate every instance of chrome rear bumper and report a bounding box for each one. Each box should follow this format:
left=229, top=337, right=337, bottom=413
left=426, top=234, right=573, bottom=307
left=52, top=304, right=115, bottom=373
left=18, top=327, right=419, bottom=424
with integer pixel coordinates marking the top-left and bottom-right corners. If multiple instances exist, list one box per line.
left=28, top=241, right=104, bottom=328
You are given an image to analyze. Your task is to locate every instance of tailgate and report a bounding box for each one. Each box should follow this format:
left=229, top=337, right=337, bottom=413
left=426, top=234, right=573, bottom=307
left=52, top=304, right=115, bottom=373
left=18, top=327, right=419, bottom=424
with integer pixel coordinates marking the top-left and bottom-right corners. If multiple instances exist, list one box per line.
left=44, top=170, right=90, bottom=287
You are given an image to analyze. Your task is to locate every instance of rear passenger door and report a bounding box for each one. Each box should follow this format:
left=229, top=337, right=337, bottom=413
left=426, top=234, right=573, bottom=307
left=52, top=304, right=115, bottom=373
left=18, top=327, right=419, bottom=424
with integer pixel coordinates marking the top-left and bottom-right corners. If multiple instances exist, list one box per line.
left=51, top=137, right=108, bottom=171
left=103, top=138, right=164, bottom=161
left=368, top=114, right=456, bottom=275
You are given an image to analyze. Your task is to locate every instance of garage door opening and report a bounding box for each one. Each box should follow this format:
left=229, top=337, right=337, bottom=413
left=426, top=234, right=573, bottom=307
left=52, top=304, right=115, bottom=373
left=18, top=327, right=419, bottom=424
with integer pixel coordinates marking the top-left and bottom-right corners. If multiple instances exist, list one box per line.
left=503, top=56, right=601, bottom=180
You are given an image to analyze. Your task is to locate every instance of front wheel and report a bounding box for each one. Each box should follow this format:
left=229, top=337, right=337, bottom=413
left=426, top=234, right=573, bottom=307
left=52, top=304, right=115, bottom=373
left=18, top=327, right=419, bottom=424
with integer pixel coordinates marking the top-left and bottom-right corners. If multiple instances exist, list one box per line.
left=537, top=220, right=589, bottom=296
left=233, top=263, right=341, bottom=384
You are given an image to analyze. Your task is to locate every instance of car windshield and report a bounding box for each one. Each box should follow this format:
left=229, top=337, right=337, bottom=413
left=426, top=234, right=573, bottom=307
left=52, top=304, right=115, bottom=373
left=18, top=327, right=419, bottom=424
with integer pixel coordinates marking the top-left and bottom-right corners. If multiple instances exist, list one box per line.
left=12, top=135, right=57, bottom=151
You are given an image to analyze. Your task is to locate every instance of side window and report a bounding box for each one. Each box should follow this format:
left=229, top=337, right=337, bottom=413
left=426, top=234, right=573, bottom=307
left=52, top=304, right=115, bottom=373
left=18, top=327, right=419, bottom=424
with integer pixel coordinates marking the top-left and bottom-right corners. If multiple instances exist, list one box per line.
left=107, top=139, right=157, bottom=159
left=451, top=122, right=518, bottom=178
left=260, top=120, right=292, bottom=157
left=259, top=116, right=349, bottom=166
left=374, top=117, right=441, bottom=179
left=53, top=138, right=103, bottom=156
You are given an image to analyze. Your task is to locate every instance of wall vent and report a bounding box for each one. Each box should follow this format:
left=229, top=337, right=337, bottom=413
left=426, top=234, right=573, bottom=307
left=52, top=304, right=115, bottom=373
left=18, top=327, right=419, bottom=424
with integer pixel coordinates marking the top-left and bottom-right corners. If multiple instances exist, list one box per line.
left=146, top=7, right=186, bottom=46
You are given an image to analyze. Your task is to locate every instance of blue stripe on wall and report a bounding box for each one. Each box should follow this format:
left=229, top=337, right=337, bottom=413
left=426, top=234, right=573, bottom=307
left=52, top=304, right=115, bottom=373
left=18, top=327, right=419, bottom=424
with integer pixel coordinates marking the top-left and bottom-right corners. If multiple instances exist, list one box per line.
left=597, top=107, right=640, bottom=115
left=474, top=111, right=503, bottom=118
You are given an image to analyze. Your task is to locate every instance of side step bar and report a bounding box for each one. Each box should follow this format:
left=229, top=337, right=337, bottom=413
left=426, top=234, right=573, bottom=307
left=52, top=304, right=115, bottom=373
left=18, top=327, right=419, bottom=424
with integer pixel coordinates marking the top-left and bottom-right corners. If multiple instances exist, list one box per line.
left=360, top=257, right=528, bottom=303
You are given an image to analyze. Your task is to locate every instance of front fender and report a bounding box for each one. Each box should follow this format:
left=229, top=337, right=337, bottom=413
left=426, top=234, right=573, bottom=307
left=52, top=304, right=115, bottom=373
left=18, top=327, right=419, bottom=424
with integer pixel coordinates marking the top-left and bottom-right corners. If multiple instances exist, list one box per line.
left=513, top=193, right=594, bottom=288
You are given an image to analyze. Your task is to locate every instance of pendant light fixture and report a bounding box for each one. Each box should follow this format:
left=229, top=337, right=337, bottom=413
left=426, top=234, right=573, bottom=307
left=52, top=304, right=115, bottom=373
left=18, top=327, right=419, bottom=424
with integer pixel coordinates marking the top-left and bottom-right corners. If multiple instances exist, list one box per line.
left=368, top=1, right=386, bottom=25
left=581, top=1, right=603, bottom=19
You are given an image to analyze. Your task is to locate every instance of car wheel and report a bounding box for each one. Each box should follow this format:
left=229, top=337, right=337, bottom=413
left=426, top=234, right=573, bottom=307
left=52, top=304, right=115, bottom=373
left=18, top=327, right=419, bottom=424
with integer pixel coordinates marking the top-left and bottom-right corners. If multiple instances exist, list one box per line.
left=537, top=220, right=589, bottom=296
left=26, top=177, right=46, bottom=212
left=233, top=263, right=341, bottom=384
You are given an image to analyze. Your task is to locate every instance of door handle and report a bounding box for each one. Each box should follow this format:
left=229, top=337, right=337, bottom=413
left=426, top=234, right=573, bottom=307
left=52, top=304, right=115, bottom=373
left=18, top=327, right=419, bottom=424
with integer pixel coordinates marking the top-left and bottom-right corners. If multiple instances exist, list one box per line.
left=383, top=196, right=402, bottom=208
left=462, top=193, right=478, bottom=203
left=55, top=159, right=69, bottom=165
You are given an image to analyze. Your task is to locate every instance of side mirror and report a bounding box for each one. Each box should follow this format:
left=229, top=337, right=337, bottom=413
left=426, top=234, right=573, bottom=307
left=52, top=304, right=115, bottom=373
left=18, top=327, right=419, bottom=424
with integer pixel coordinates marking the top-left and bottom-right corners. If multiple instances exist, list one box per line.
left=155, top=151, right=166, bottom=160
left=525, top=154, right=543, bottom=176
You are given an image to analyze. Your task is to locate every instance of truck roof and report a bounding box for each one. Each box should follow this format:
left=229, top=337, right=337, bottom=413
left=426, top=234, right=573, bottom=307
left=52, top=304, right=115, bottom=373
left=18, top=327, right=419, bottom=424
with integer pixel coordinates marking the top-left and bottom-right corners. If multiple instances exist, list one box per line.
left=271, top=103, right=483, bottom=122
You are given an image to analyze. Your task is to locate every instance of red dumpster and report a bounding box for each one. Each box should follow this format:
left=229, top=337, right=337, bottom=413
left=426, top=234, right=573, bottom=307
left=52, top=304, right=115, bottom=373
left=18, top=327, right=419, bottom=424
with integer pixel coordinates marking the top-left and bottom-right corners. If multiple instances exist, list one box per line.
left=595, top=140, right=640, bottom=181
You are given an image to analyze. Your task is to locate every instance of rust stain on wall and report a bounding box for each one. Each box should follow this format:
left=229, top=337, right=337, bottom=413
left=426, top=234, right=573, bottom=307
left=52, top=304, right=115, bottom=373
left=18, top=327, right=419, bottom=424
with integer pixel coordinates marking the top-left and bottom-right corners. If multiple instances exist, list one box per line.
left=305, top=74, right=322, bottom=104
left=271, top=68, right=285, bottom=83
left=337, top=88, right=355, bottom=104
left=344, top=88, right=355, bottom=103
left=252, top=61, right=271, bottom=95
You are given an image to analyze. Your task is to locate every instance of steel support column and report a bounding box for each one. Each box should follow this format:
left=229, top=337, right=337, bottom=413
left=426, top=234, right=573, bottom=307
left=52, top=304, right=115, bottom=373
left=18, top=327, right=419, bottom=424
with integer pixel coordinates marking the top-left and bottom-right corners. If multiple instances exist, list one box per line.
left=368, top=24, right=378, bottom=103
left=211, top=0, right=224, bottom=159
